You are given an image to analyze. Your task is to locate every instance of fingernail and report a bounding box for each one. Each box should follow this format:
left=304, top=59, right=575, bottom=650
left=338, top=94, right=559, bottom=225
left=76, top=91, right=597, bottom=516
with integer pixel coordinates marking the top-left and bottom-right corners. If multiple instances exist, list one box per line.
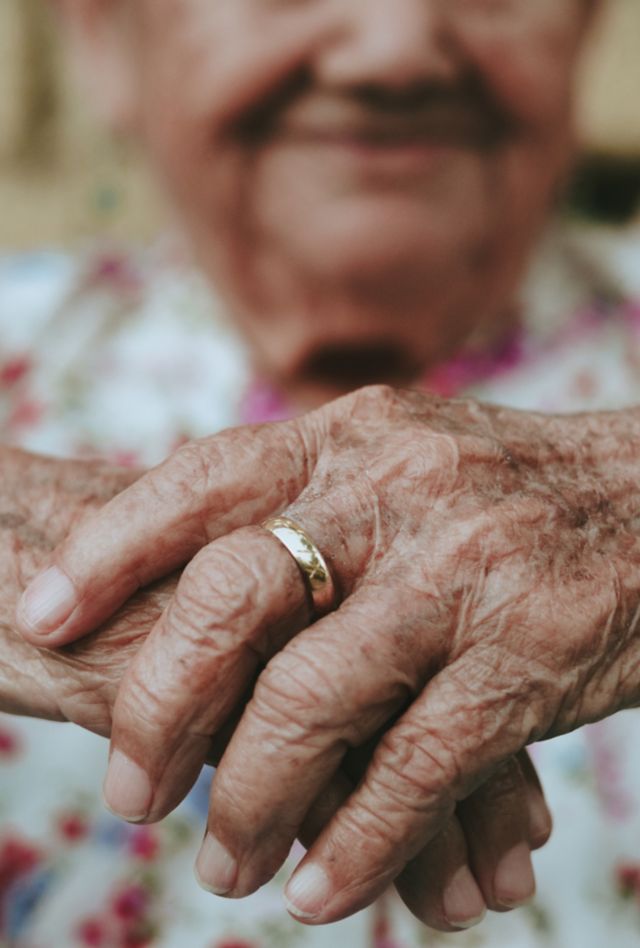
left=494, top=842, right=536, bottom=908
left=103, top=749, right=152, bottom=823
left=528, top=790, right=552, bottom=844
left=18, top=567, right=77, bottom=635
left=284, top=863, right=332, bottom=920
left=196, top=834, right=238, bottom=895
left=443, top=865, right=487, bottom=930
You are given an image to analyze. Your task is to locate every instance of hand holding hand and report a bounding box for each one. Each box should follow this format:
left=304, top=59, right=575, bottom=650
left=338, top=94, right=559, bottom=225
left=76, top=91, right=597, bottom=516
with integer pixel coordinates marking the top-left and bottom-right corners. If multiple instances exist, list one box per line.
left=18, top=387, right=614, bottom=925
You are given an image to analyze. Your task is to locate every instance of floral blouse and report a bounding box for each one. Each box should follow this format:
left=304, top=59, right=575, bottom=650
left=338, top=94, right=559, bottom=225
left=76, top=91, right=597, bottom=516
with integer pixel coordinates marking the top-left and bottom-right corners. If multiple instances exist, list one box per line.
left=1, top=224, right=640, bottom=948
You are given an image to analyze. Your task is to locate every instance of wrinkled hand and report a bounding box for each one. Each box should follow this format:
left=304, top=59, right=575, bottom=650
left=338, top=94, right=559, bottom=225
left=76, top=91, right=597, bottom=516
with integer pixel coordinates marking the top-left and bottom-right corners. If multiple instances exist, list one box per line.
left=5, top=451, right=523, bottom=935
left=16, top=387, right=614, bottom=926
left=0, top=448, right=170, bottom=732
left=6, top=446, right=550, bottom=930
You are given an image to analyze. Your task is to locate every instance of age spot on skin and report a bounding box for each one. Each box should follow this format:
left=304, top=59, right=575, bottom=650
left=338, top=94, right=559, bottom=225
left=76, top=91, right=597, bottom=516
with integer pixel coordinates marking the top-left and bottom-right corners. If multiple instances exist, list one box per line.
left=0, top=513, right=26, bottom=531
left=0, top=512, right=51, bottom=551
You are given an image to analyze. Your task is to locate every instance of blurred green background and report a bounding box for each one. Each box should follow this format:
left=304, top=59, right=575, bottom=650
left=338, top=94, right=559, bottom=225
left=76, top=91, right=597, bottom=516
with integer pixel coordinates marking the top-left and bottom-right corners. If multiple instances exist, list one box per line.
left=1, top=0, right=640, bottom=249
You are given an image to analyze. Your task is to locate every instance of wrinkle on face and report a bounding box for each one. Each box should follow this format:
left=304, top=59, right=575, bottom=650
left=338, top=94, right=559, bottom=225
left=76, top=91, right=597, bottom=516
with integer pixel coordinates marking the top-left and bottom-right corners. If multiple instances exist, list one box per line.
left=108, top=2, right=591, bottom=400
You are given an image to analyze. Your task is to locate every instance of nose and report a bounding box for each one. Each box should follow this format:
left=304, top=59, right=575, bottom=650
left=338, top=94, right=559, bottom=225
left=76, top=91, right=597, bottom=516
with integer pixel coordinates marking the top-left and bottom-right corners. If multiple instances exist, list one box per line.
left=315, top=0, right=460, bottom=92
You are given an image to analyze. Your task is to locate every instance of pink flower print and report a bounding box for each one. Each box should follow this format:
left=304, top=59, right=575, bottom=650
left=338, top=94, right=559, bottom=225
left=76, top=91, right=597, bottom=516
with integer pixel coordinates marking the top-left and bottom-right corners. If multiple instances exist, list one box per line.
left=111, top=884, right=149, bottom=922
left=423, top=324, right=525, bottom=398
left=76, top=916, right=107, bottom=947
left=587, top=722, right=634, bottom=822
left=110, top=451, right=141, bottom=469
left=372, top=893, right=402, bottom=948
left=0, top=724, right=22, bottom=759
left=89, top=256, right=142, bottom=297
left=615, top=862, right=640, bottom=902
left=56, top=811, right=90, bottom=844
left=240, top=380, right=292, bottom=424
left=0, top=357, right=31, bottom=389
left=7, top=399, right=45, bottom=431
left=0, top=835, right=43, bottom=928
left=212, top=940, right=259, bottom=948
left=128, top=826, right=160, bottom=862
left=0, top=836, right=42, bottom=892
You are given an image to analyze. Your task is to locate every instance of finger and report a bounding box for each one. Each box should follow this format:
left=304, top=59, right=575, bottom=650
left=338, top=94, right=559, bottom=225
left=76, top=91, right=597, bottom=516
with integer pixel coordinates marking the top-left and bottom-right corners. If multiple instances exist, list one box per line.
left=297, top=753, right=544, bottom=931
left=457, top=755, right=536, bottom=913
left=395, top=750, right=548, bottom=930
left=297, top=771, right=354, bottom=851
left=16, top=419, right=316, bottom=646
left=102, top=525, right=310, bottom=823
left=395, top=817, right=486, bottom=933
left=300, top=765, right=488, bottom=933
left=299, top=743, right=485, bottom=933
left=303, top=777, right=489, bottom=935
left=280, top=654, right=533, bottom=924
left=519, top=748, right=553, bottom=851
left=194, top=589, right=434, bottom=900
left=101, top=471, right=377, bottom=824
left=299, top=756, right=544, bottom=931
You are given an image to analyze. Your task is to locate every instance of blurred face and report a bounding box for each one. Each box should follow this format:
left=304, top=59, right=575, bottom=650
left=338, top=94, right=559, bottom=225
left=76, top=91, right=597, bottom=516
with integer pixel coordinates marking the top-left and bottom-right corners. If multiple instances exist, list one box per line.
left=79, top=0, right=594, bottom=403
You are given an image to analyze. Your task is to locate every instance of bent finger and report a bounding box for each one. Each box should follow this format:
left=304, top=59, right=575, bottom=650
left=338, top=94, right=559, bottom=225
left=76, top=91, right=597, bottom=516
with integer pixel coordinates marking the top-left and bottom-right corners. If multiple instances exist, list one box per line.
left=458, top=754, right=538, bottom=913
left=195, top=590, right=433, bottom=899
left=101, top=472, right=377, bottom=824
left=281, top=655, right=532, bottom=924
left=395, top=817, right=486, bottom=933
left=101, top=525, right=310, bottom=823
left=519, top=749, right=553, bottom=852
left=17, top=420, right=315, bottom=647
left=396, top=750, right=548, bottom=930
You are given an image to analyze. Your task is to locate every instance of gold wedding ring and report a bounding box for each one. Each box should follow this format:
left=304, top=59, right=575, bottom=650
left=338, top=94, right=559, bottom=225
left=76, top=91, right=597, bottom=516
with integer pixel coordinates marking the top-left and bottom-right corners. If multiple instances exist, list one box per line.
left=262, top=516, right=337, bottom=618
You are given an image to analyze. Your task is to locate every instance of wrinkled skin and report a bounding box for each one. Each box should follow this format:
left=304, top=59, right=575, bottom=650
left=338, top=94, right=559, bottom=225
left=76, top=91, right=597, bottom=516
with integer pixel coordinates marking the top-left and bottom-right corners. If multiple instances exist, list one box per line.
left=29, top=0, right=602, bottom=932
left=18, top=385, right=640, bottom=924
left=0, top=449, right=163, bottom=729
left=2, top=446, right=548, bottom=932
left=58, top=0, right=593, bottom=406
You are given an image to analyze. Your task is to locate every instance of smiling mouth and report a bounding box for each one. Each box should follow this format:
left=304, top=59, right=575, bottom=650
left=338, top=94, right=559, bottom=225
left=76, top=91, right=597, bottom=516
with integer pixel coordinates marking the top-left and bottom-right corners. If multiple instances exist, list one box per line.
left=277, top=108, right=507, bottom=152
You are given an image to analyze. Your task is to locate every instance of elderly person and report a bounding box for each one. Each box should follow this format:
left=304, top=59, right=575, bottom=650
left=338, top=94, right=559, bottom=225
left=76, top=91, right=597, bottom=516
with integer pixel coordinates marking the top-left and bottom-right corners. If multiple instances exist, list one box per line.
left=3, top=0, right=640, bottom=944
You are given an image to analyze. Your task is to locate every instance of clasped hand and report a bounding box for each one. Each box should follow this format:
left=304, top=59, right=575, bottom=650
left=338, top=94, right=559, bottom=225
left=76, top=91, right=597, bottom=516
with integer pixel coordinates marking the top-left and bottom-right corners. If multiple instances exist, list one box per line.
left=19, top=386, right=640, bottom=928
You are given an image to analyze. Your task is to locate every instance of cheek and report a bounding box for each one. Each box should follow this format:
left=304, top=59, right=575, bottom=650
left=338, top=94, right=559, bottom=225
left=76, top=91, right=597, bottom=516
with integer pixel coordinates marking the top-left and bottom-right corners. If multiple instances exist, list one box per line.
left=133, top=1, right=335, bottom=136
left=456, top=7, right=583, bottom=133
left=131, top=3, right=339, bottom=221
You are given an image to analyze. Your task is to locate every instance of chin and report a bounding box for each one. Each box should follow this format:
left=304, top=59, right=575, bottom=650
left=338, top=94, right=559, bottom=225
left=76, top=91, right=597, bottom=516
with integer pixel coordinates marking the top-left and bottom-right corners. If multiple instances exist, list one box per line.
left=282, top=199, right=470, bottom=286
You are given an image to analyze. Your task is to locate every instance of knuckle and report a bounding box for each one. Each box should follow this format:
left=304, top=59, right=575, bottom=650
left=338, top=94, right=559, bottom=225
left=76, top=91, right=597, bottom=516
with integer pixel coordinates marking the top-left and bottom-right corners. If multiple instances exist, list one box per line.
left=169, top=542, right=266, bottom=657
left=246, top=647, right=357, bottom=758
left=159, top=439, right=218, bottom=511
left=113, top=666, right=168, bottom=736
left=317, top=809, right=407, bottom=898
left=334, top=385, right=409, bottom=430
left=374, top=725, right=460, bottom=815
left=252, top=650, right=334, bottom=728
left=366, top=430, right=462, bottom=501
left=353, top=384, right=398, bottom=415
left=208, top=761, right=250, bottom=823
left=56, top=675, right=114, bottom=738
left=338, top=797, right=403, bottom=855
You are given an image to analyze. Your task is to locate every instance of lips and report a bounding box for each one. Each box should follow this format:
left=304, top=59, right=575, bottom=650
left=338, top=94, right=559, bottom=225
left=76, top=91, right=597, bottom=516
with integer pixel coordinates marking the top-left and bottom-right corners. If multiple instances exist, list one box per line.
left=277, top=103, right=506, bottom=151
left=280, top=121, right=500, bottom=153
